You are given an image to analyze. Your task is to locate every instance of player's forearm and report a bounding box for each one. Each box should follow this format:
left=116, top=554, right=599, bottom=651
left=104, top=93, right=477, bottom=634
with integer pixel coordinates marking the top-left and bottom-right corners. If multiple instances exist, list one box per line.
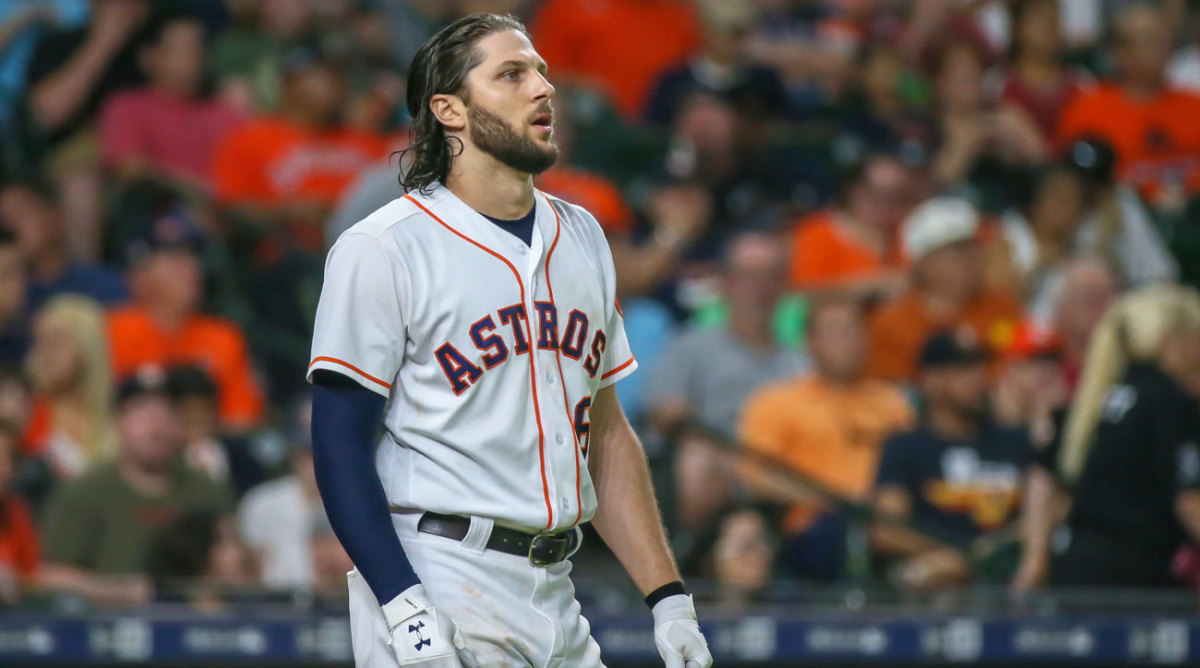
left=588, top=388, right=681, bottom=595
left=311, top=375, right=419, bottom=604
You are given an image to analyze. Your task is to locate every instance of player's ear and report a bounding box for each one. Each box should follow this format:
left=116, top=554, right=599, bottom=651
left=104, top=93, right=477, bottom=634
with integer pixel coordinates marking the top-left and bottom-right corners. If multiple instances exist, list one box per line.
left=430, top=94, right=467, bottom=132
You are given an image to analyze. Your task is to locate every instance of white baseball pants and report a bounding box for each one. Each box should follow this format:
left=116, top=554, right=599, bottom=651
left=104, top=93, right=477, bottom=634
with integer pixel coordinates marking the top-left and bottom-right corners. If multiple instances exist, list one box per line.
left=347, top=511, right=606, bottom=668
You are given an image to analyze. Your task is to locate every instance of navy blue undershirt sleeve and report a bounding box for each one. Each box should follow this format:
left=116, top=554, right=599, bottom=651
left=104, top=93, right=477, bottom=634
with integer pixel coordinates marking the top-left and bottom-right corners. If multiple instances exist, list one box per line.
left=311, top=371, right=418, bottom=604
left=480, top=206, right=536, bottom=246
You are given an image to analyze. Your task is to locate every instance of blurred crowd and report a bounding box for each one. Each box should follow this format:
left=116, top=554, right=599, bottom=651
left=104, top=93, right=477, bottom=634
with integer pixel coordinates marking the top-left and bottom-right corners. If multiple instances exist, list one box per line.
left=2, top=0, right=1200, bottom=612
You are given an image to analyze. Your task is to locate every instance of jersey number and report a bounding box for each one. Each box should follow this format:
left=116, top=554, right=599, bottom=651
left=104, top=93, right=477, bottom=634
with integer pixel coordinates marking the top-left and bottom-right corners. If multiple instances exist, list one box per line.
left=574, top=396, right=592, bottom=458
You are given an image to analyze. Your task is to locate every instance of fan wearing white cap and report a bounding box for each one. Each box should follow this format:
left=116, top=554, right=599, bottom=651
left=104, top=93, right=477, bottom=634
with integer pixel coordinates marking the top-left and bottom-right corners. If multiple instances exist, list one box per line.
left=865, top=196, right=1022, bottom=382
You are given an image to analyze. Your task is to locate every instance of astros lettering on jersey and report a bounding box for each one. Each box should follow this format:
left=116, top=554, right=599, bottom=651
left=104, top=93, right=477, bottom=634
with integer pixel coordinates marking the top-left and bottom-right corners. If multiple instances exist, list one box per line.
left=307, top=183, right=636, bottom=533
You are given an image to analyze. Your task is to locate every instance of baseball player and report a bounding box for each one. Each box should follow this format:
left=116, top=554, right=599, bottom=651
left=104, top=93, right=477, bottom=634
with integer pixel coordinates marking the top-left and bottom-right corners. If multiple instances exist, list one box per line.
left=308, top=13, right=713, bottom=668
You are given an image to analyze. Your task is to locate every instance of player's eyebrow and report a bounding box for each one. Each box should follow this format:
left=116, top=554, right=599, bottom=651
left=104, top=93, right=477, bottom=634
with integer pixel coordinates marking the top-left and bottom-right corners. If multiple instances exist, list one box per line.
left=496, top=58, right=548, bottom=74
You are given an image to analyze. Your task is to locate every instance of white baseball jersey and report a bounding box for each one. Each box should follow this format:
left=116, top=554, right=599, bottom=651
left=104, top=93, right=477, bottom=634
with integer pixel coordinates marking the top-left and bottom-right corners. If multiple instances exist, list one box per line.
left=308, top=183, right=636, bottom=533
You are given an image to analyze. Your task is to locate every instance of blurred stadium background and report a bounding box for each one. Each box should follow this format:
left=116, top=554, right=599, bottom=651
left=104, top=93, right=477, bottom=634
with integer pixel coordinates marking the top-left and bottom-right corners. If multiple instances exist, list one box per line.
left=4, top=0, right=1200, bottom=665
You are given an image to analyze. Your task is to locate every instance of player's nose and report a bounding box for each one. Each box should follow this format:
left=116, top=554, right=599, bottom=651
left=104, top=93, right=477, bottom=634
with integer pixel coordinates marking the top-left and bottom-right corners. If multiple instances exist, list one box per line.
left=533, top=70, right=555, bottom=100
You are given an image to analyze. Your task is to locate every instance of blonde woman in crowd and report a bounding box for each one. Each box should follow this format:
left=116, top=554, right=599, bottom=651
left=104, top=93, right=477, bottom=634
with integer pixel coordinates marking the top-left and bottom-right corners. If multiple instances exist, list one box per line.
left=1013, top=284, right=1200, bottom=590
left=24, top=295, right=116, bottom=478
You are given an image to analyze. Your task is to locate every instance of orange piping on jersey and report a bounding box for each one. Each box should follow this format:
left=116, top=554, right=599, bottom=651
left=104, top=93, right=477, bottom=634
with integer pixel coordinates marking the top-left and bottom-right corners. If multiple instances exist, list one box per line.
left=403, top=194, right=555, bottom=530
left=541, top=196, right=584, bottom=528
left=308, top=356, right=392, bottom=389
left=601, top=357, right=636, bottom=381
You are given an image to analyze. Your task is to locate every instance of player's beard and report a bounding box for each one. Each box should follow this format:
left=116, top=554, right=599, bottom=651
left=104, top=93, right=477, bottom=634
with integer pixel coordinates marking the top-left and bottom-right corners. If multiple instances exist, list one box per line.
left=468, top=102, right=558, bottom=175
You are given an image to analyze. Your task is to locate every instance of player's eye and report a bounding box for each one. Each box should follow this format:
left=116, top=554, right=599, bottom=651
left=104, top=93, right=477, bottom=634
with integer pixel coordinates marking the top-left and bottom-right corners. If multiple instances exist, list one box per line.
left=501, top=71, right=521, bottom=81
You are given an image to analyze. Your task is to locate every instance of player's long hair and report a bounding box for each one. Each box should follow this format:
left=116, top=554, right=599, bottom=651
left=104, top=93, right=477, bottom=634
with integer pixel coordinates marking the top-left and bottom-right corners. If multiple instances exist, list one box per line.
left=1060, top=284, right=1200, bottom=481
left=399, top=13, right=528, bottom=195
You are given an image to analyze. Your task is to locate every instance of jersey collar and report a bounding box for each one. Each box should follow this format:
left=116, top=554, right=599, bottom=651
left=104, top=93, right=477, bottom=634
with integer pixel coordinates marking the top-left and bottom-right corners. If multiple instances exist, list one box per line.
left=418, top=184, right=556, bottom=276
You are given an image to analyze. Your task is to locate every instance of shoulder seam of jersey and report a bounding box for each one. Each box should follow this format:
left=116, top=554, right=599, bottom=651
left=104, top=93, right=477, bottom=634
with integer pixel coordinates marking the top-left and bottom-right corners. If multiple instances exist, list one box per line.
left=341, top=198, right=431, bottom=239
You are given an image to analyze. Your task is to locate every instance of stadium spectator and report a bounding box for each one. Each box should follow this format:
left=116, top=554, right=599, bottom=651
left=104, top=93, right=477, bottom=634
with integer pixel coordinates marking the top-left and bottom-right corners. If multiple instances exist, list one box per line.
left=645, top=232, right=807, bottom=531
left=643, top=0, right=788, bottom=125
left=25, top=295, right=114, bottom=479
left=211, top=45, right=389, bottom=250
left=927, top=38, right=1046, bottom=209
left=995, top=0, right=1089, bottom=144
left=107, top=210, right=265, bottom=431
left=0, top=1, right=87, bottom=128
left=1062, top=138, right=1178, bottom=290
left=0, top=227, right=28, bottom=366
left=22, top=0, right=156, bottom=261
left=871, top=328, right=1032, bottom=591
left=39, top=370, right=232, bottom=606
left=684, top=504, right=775, bottom=607
left=372, top=0, right=450, bottom=74
left=620, top=180, right=714, bottom=304
left=1055, top=3, right=1200, bottom=207
left=145, top=509, right=256, bottom=611
left=531, top=0, right=700, bottom=118
left=209, top=0, right=315, bottom=112
left=165, top=366, right=265, bottom=498
left=23, top=0, right=149, bottom=145
left=657, top=92, right=794, bottom=269
left=237, top=397, right=340, bottom=590
left=0, top=180, right=127, bottom=313
left=741, top=0, right=892, bottom=113
left=0, top=421, right=38, bottom=604
left=0, top=363, right=53, bottom=513
left=834, top=43, right=933, bottom=160
left=991, top=321, right=1068, bottom=442
left=866, top=197, right=1021, bottom=383
left=739, top=297, right=911, bottom=580
left=788, top=153, right=916, bottom=298
left=1051, top=257, right=1119, bottom=390
left=99, top=12, right=245, bottom=193
left=991, top=165, right=1091, bottom=316
left=1031, top=285, right=1200, bottom=588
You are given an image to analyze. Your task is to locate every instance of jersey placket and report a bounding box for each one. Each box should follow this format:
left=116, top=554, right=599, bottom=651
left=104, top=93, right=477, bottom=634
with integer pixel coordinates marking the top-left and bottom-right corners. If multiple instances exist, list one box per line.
left=526, top=211, right=580, bottom=532
left=520, top=220, right=568, bottom=531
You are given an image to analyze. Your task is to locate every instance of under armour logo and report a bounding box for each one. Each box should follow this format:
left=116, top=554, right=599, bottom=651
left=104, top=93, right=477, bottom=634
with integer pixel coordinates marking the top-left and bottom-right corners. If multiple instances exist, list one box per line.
left=409, top=621, right=431, bottom=651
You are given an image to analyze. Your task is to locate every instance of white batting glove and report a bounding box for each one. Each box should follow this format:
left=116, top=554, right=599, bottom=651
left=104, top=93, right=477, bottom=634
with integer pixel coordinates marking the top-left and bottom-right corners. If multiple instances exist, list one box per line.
left=651, top=594, right=713, bottom=668
left=382, top=584, right=478, bottom=667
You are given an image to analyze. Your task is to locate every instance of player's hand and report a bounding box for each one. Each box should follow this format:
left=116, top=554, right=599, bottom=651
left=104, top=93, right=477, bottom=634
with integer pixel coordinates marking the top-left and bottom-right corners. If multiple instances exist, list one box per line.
left=383, top=584, right=478, bottom=667
left=651, top=594, right=713, bottom=668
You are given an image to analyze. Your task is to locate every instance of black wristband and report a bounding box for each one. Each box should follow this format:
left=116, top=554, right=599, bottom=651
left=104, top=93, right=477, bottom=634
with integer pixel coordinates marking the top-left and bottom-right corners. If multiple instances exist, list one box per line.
left=644, top=581, right=688, bottom=609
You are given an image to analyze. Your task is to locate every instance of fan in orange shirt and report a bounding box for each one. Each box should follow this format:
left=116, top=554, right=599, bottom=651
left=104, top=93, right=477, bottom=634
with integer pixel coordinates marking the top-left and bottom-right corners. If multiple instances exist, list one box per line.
left=531, top=0, right=700, bottom=118
left=108, top=211, right=264, bottom=431
left=866, top=197, right=1021, bottom=383
left=1055, top=4, right=1200, bottom=205
left=789, top=154, right=916, bottom=299
left=212, top=47, right=389, bottom=249
left=739, top=297, right=912, bottom=580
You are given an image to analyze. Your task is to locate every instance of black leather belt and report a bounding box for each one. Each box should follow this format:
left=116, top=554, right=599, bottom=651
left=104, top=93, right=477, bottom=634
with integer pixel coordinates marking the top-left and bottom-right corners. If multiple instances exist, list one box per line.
left=417, top=512, right=580, bottom=566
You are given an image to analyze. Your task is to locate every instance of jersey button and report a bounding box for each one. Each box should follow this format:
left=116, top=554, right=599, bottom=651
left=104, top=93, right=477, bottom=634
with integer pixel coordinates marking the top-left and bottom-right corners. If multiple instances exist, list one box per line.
left=559, top=496, right=569, bottom=511
left=517, top=245, right=528, bottom=255
left=555, top=433, right=565, bottom=444
left=545, top=372, right=555, bottom=385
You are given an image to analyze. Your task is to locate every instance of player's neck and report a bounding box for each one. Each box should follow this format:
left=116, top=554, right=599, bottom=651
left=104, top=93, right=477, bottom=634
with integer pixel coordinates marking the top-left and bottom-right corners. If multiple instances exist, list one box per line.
left=445, top=151, right=537, bottom=220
